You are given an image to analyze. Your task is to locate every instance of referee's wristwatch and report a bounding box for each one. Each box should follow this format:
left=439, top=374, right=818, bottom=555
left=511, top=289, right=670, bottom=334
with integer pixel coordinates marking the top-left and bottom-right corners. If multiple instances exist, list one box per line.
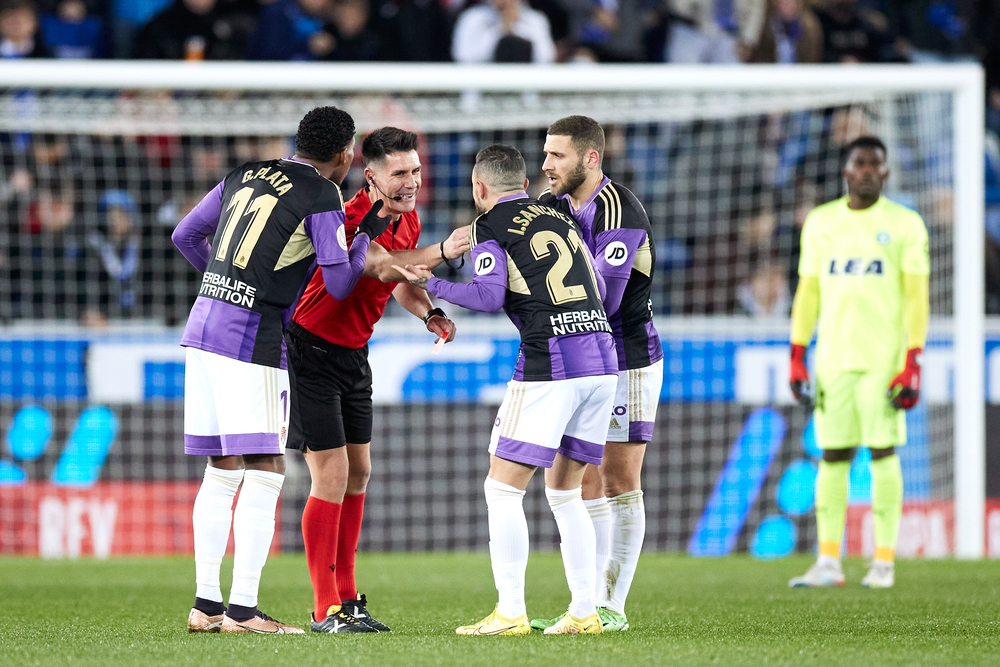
left=422, top=307, right=447, bottom=325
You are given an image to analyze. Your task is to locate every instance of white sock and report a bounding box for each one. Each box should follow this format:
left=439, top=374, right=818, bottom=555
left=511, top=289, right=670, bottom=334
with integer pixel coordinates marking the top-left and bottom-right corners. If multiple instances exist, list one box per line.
left=484, top=476, right=528, bottom=618
left=545, top=486, right=596, bottom=619
left=818, top=554, right=842, bottom=570
left=192, top=466, right=244, bottom=603
left=584, top=497, right=611, bottom=600
left=229, top=469, right=283, bottom=608
left=601, top=490, right=645, bottom=614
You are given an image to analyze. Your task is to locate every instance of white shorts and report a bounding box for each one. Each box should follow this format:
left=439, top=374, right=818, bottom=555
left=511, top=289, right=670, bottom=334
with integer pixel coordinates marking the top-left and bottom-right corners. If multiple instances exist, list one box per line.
left=489, top=374, right=617, bottom=468
left=607, top=359, right=663, bottom=443
left=183, top=347, right=289, bottom=457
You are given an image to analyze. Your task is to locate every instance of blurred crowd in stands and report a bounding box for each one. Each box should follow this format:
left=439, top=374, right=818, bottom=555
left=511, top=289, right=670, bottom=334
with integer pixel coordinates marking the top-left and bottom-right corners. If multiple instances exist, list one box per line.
left=3, top=0, right=1000, bottom=324
left=0, top=0, right=997, bottom=68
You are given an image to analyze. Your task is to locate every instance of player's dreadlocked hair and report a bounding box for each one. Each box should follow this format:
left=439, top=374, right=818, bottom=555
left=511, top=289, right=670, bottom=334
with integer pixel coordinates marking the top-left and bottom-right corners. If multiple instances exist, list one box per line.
left=294, top=106, right=355, bottom=163
left=474, top=144, right=526, bottom=192
left=842, top=135, right=887, bottom=163
left=547, top=115, right=606, bottom=161
left=362, top=127, right=419, bottom=166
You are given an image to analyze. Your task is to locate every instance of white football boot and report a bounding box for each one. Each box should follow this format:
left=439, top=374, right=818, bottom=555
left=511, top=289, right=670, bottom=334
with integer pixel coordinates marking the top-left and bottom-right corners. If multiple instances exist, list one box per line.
left=861, top=561, right=895, bottom=588
left=789, top=559, right=846, bottom=588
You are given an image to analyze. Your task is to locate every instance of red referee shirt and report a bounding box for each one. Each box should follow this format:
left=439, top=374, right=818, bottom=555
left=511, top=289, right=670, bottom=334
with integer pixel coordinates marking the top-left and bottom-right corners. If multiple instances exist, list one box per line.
left=293, top=187, right=422, bottom=349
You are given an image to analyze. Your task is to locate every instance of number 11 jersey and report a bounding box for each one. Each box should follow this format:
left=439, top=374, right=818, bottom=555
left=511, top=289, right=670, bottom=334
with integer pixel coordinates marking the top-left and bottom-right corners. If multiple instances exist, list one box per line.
left=180, top=158, right=350, bottom=369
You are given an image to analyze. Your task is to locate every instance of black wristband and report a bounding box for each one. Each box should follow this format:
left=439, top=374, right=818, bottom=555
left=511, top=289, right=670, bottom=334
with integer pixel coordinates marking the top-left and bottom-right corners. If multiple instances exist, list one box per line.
left=440, top=240, right=465, bottom=269
left=422, top=307, right=446, bottom=324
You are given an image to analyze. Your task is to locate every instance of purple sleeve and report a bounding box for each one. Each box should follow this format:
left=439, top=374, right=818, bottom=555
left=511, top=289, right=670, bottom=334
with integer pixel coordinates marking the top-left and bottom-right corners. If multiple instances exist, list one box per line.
left=303, top=209, right=350, bottom=266
left=602, top=274, right=628, bottom=317
left=593, top=228, right=647, bottom=279
left=592, top=228, right=646, bottom=316
left=305, top=207, right=371, bottom=299
left=425, top=239, right=507, bottom=313
left=582, top=243, right=607, bottom=302
left=318, top=234, right=371, bottom=300
left=171, top=181, right=224, bottom=272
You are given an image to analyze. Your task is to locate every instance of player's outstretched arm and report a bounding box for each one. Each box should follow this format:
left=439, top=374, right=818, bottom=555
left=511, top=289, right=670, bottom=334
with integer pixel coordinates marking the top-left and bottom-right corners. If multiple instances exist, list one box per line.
left=316, top=201, right=392, bottom=300
left=888, top=272, right=930, bottom=410
left=789, top=275, right=819, bottom=407
left=394, top=261, right=506, bottom=314
left=363, top=226, right=470, bottom=282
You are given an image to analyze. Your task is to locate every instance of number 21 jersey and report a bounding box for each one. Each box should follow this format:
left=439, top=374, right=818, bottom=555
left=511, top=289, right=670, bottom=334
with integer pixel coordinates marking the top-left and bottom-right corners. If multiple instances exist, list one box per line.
left=470, top=195, right=618, bottom=381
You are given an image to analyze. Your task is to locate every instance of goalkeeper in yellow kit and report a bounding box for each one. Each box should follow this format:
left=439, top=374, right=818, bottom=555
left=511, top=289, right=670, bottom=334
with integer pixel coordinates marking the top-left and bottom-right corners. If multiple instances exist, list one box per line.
left=788, top=136, right=929, bottom=589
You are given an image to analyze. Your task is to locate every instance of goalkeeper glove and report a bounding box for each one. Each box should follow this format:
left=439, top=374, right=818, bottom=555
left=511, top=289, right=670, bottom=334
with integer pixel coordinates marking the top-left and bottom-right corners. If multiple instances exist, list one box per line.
left=888, top=347, right=922, bottom=410
left=357, top=199, right=392, bottom=240
left=789, top=344, right=813, bottom=408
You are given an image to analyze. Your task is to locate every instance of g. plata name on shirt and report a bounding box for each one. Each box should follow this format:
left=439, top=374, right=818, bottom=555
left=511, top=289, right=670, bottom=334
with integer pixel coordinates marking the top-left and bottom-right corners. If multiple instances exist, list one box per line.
left=241, top=165, right=294, bottom=196
left=200, top=271, right=257, bottom=308
left=549, top=309, right=612, bottom=336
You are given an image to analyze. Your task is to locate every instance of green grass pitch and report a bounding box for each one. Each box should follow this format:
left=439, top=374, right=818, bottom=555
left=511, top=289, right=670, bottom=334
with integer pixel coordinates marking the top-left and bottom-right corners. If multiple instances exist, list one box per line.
left=2, top=553, right=998, bottom=666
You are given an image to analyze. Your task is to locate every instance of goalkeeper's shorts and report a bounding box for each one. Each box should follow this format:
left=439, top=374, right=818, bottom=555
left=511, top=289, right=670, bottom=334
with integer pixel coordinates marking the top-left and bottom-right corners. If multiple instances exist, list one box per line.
left=182, top=347, right=289, bottom=457
left=606, top=359, right=663, bottom=444
left=814, top=369, right=906, bottom=449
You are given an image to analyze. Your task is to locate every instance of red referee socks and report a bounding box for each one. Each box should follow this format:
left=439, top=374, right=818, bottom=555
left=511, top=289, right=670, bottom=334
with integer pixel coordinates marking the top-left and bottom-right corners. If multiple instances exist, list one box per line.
left=302, top=496, right=342, bottom=621
left=336, top=493, right=366, bottom=601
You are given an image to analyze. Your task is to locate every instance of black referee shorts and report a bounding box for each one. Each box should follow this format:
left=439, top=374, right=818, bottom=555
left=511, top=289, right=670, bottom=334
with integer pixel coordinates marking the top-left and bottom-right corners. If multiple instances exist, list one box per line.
left=285, top=322, right=373, bottom=451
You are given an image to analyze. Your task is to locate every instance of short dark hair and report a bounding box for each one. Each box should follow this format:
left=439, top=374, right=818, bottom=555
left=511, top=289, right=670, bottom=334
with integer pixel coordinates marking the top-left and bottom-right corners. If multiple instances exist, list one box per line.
left=0, top=0, right=37, bottom=15
left=294, top=106, right=355, bottom=162
left=547, top=115, right=605, bottom=159
left=843, top=135, right=887, bottom=163
left=474, top=144, right=526, bottom=192
left=362, top=127, right=419, bottom=166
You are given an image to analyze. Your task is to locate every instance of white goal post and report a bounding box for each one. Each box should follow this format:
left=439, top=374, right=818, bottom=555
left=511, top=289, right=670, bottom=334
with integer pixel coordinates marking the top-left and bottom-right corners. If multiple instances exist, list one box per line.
left=0, top=61, right=985, bottom=557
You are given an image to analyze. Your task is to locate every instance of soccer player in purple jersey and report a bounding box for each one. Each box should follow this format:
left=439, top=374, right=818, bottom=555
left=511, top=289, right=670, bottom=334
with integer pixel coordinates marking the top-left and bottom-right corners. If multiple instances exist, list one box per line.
left=395, top=145, right=618, bottom=635
left=533, top=115, right=663, bottom=632
left=171, top=107, right=391, bottom=634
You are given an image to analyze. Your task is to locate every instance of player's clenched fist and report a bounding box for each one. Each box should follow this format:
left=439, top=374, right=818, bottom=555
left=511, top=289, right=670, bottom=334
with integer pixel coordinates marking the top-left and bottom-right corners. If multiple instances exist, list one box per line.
left=442, top=225, right=471, bottom=259
left=887, top=348, right=922, bottom=410
left=789, top=344, right=813, bottom=408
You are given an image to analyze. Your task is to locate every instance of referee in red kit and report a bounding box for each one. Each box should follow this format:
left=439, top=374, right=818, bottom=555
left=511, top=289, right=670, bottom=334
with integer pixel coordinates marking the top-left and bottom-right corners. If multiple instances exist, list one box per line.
left=286, top=126, right=469, bottom=633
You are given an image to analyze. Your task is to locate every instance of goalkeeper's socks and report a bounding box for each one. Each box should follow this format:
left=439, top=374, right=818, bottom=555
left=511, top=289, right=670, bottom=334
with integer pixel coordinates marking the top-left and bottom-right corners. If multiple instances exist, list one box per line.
left=815, top=459, right=850, bottom=559
left=302, top=495, right=342, bottom=621
left=584, top=497, right=611, bottom=599
left=546, top=486, right=597, bottom=620
left=335, top=493, right=365, bottom=602
left=229, top=469, right=283, bottom=608
left=601, top=490, right=645, bottom=614
left=871, top=454, right=903, bottom=563
left=484, top=476, right=529, bottom=618
left=192, top=465, right=244, bottom=603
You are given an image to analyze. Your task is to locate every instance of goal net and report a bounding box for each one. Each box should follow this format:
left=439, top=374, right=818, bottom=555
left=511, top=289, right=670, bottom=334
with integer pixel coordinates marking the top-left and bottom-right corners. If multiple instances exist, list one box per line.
left=0, top=62, right=985, bottom=559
